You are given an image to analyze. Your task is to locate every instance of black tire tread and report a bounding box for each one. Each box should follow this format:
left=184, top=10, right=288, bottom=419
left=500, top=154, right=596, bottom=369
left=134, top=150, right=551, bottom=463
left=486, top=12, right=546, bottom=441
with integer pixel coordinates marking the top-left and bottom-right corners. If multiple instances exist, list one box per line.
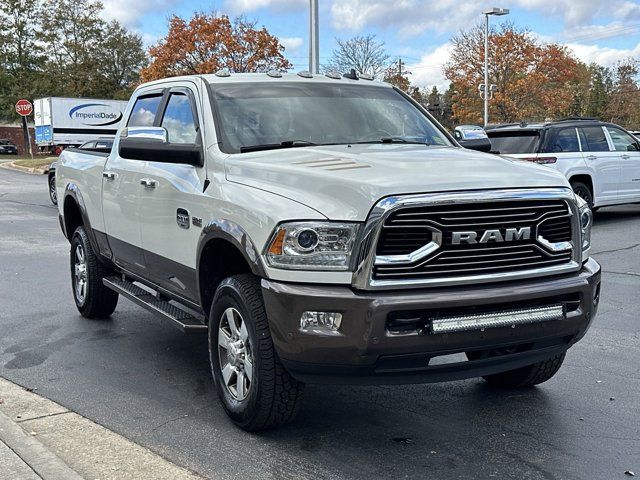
left=570, top=181, right=593, bottom=209
left=209, top=274, right=304, bottom=431
left=483, top=352, right=566, bottom=388
left=71, top=227, right=118, bottom=319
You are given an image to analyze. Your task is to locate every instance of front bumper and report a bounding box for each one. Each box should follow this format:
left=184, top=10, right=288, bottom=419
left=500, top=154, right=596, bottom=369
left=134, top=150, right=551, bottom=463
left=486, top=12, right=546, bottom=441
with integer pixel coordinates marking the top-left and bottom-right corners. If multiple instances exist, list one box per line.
left=261, top=258, right=601, bottom=384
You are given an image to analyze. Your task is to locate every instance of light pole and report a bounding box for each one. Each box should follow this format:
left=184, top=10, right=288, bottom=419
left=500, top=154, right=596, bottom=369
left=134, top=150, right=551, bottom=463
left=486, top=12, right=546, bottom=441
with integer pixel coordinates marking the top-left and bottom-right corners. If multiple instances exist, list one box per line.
left=309, top=0, right=319, bottom=74
left=482, top=7, right=509, bottom=127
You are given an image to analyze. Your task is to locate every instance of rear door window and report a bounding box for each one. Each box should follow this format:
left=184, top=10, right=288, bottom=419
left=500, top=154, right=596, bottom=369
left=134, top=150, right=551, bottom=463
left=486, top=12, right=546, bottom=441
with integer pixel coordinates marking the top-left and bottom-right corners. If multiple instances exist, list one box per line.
left=486, top=131, right=540, bottom=154
left=580, top=126, right=610, bottom=152
left=543, top=128, right=580, bottom=153
left=127, top=95, right=162, bottom=127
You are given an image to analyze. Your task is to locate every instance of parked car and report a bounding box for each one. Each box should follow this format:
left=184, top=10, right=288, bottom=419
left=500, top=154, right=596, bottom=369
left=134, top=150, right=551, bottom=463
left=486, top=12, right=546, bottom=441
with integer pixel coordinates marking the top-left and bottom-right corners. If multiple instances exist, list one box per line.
left=453, top=125, right=492, bottom=152
left=486, top=119, right=640, bottom=209
left=0, top=139, right=18, bottom=155
left=55, top=72, right=600, bottom=431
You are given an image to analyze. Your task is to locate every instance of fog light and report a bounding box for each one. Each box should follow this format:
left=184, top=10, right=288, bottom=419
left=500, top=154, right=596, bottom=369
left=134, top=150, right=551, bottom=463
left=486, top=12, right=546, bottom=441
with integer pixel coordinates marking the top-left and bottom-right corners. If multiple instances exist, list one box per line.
left=300, top=311, right=342, bottom=334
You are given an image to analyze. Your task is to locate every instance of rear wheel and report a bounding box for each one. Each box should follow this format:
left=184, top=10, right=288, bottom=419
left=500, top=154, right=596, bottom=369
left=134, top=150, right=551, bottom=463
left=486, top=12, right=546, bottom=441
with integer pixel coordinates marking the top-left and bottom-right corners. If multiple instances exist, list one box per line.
left=208, top=274, right=304, bottom=431
left=70, top=226, right=118, bottom=319
left=571, top=181, right=593, bottom=209
left=48, top=174, right=57, bottom=205
left=481, top=353, right=566, bottom=388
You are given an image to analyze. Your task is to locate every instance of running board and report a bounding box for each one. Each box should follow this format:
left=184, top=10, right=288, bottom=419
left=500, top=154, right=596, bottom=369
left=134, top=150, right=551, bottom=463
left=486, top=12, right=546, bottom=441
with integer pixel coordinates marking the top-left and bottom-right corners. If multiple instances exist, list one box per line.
left=103, top=276, right=207, bottom=334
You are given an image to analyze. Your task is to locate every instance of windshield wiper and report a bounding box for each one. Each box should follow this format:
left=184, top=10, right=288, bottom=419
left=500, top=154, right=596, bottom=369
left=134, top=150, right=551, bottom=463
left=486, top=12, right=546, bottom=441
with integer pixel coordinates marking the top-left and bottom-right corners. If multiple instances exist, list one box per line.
left=355, top=137, right=430, bottom=145
left=239, top=140, right=317, bottom=153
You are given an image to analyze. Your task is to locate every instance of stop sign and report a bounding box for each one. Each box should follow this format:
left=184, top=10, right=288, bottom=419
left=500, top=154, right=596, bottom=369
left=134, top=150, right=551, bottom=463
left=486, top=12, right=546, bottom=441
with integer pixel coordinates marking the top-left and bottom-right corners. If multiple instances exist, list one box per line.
left=15, top=99, right=33, bottom=117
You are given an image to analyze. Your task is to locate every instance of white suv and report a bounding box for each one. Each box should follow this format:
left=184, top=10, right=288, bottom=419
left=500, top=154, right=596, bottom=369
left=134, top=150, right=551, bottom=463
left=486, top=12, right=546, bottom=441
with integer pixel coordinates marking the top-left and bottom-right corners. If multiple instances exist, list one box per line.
left=486, top=119, right=640, bottom=209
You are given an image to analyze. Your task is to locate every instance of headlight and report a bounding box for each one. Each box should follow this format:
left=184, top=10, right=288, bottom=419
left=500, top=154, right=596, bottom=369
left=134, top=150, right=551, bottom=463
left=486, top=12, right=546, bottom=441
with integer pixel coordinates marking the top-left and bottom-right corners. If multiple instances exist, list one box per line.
left=266, top=222, right=360, bottom=270
left=576, top=195, right=592, bottom=259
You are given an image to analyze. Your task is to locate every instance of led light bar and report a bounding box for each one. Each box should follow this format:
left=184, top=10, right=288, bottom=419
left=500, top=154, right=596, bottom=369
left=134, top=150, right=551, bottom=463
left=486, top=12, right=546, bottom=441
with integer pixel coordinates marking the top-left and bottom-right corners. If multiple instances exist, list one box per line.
left=430, top=305, right=564, bottom=334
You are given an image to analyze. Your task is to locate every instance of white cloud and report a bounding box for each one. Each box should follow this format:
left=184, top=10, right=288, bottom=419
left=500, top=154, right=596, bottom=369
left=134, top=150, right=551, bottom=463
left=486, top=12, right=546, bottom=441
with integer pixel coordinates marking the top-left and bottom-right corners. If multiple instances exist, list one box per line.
left=280, top=36, right=304, bottom=54
left=567, top=42, right=640, bottom=67
left=515, top=0, right=640, bottom=27
left=406, top=43, right=452, bottom=90
left=102, top=0, right=167, bottom=28
left=330, top=0, right=480, bottom=37
left=223, top=0, right=306, bottom=14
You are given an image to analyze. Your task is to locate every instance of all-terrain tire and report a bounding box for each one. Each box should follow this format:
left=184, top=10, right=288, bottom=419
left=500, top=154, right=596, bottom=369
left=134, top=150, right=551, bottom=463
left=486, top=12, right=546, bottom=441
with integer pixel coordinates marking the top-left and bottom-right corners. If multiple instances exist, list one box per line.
left=70, top=226, right=118, bottom=319
left=482, top=353, right=566, bottom=388
left=208, top=274, right=305, bottom=431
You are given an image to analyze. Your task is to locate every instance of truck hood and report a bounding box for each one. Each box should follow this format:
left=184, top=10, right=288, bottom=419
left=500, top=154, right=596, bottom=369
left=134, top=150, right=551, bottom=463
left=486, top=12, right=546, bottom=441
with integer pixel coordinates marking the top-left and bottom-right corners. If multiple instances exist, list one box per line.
left=225, top=144, right=571, bottom=221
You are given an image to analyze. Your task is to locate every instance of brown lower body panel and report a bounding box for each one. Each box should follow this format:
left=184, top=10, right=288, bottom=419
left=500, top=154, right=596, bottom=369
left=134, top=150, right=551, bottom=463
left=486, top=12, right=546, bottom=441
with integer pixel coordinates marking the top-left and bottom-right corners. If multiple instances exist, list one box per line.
left=261, top=258, right=601, bottom=384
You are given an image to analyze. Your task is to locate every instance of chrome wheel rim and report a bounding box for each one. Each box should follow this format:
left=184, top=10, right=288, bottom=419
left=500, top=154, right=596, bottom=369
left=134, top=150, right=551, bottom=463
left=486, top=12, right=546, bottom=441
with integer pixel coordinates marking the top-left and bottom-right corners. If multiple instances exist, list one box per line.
left=218, top=307, right=253, bottom=401
left=74, top=244, right=87, bottom=305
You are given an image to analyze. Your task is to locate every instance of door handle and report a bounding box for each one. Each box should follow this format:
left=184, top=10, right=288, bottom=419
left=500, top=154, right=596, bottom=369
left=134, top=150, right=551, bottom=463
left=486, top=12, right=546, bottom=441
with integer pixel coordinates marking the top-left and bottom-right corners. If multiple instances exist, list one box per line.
left=586, top=155, right=597, bottom=161
left=140, top=178, right=157, bottom=188
left=621, top=154, right=630, bottom=159
left=102, top=171, right=116, bottom=180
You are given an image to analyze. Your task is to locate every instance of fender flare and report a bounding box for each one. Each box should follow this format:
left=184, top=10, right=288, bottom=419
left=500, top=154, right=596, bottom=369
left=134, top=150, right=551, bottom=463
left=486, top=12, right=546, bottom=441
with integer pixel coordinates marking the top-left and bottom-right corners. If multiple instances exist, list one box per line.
left=62, top=183, right=100, bottom=255
left=196, top=219, right=266, bottom=278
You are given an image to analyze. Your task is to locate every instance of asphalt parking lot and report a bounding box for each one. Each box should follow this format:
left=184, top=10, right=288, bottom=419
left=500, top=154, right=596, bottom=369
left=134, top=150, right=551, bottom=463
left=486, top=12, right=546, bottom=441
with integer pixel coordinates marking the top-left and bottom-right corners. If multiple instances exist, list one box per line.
left=0, top=166, right=638, bottom=480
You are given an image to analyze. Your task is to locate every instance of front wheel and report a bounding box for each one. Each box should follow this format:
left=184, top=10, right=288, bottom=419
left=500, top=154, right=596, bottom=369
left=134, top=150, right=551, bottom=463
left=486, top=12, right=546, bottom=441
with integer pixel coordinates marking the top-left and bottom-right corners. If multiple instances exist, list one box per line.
left=481, top=353, right=566, bottom=388
left=70, top=226, right=118, bottom=319
left=208, top=274, right=304, bottom=431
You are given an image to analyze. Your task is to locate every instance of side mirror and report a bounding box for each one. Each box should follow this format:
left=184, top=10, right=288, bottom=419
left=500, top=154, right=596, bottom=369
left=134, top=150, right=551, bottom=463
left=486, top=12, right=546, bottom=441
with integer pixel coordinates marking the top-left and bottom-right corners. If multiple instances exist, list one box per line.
left=458, top=137, right=493, bottom=153
left=119, top=127, right=203, bottom=166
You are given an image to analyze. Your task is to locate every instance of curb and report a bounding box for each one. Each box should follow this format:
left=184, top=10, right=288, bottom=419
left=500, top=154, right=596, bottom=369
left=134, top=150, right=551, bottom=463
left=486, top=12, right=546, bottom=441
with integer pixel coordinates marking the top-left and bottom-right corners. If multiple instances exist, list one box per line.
left=0, top=161, right=49, bottom=175
left=0, top=410, right=84, bottom=480
left=0, top=378, right=204, bottom=479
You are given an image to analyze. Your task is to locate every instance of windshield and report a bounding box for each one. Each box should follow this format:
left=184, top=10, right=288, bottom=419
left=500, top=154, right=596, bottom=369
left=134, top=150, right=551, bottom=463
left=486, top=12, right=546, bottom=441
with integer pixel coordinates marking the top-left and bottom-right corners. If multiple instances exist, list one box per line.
left=486, top=131, right=540, bottom=154
left=209, top=82, right=451, bottom=153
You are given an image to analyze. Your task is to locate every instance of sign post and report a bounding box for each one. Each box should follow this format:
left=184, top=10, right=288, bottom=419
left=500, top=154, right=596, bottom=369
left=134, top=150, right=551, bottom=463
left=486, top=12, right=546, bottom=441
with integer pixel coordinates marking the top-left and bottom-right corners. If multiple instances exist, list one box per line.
left=15, top=99, right=34, bottom=159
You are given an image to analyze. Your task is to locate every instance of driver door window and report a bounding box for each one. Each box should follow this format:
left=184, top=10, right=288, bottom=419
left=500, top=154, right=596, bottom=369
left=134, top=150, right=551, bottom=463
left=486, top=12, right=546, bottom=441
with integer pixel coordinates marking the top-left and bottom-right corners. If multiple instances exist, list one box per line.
left=160, top=93, right=198, bottom=144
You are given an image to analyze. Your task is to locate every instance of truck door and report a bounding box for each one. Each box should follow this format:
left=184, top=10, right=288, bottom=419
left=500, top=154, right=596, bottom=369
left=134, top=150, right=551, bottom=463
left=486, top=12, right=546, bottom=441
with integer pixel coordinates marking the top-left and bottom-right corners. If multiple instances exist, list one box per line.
left=102, top=92, right=164, bottom=274
left=138, top=83, right=208, bottom=303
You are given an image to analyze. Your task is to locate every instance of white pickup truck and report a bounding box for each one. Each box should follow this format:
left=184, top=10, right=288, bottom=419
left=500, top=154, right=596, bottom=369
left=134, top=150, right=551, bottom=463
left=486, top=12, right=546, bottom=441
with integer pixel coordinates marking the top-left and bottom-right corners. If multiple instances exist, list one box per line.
left=56, top=72, right=601, bottom=431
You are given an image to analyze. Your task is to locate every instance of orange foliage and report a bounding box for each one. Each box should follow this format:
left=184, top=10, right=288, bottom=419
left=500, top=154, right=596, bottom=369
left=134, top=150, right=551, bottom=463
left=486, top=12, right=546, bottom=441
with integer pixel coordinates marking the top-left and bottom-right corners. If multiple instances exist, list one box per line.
left=444, top=25, right=585, bottom=125
left=140, top=14, right=292, bottom=82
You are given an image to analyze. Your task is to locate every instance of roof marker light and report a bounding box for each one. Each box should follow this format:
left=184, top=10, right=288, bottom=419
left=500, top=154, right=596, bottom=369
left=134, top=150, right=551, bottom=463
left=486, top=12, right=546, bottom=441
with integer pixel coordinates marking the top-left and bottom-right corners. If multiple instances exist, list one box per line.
left=267, top=70, right=282, bottom=78
left=297, top=70, right=313, bottom=78
left=215, top=69, right=230, bottom=77
left=325, top=71, right=341, bottom=79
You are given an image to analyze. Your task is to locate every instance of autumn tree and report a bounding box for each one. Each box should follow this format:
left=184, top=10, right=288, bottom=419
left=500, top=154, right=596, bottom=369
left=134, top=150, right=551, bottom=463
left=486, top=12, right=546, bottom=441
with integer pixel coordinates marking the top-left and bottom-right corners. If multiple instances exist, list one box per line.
left=444, top=24, right=585, bottom=125
left=324, top=34, right=390, bottom=78
left=140, top=14, right=291, bottom=81
left=605, top=60, right=640, bottom=129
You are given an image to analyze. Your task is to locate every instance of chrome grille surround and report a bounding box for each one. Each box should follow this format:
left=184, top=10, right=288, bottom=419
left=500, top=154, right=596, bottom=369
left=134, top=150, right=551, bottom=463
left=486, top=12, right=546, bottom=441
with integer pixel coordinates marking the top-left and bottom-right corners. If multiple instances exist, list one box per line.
left=351, top=188, right=582, bottom=290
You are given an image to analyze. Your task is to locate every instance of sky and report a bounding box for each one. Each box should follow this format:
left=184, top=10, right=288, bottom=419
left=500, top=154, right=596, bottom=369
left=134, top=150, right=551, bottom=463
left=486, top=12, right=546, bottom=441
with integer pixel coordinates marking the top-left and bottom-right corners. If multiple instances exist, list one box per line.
left=101, top=0, right=640, bottom=90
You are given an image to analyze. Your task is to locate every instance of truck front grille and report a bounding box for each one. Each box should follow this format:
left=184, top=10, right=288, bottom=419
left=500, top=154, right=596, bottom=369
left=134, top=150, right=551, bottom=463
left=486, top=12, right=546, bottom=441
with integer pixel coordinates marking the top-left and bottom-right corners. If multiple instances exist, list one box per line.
left=372, top=199, right=574, bottom=282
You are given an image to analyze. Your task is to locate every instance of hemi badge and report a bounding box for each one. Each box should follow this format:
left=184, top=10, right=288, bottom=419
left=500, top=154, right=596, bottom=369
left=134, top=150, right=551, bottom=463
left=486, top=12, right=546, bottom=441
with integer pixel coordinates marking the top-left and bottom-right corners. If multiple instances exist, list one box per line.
left=192, top=216, right=203, bottom=228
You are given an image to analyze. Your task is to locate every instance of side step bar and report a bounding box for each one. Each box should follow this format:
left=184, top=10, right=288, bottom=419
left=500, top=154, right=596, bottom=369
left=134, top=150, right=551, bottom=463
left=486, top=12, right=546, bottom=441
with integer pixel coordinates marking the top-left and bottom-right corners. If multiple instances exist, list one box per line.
left=103, top=276, right=207, bottom=334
